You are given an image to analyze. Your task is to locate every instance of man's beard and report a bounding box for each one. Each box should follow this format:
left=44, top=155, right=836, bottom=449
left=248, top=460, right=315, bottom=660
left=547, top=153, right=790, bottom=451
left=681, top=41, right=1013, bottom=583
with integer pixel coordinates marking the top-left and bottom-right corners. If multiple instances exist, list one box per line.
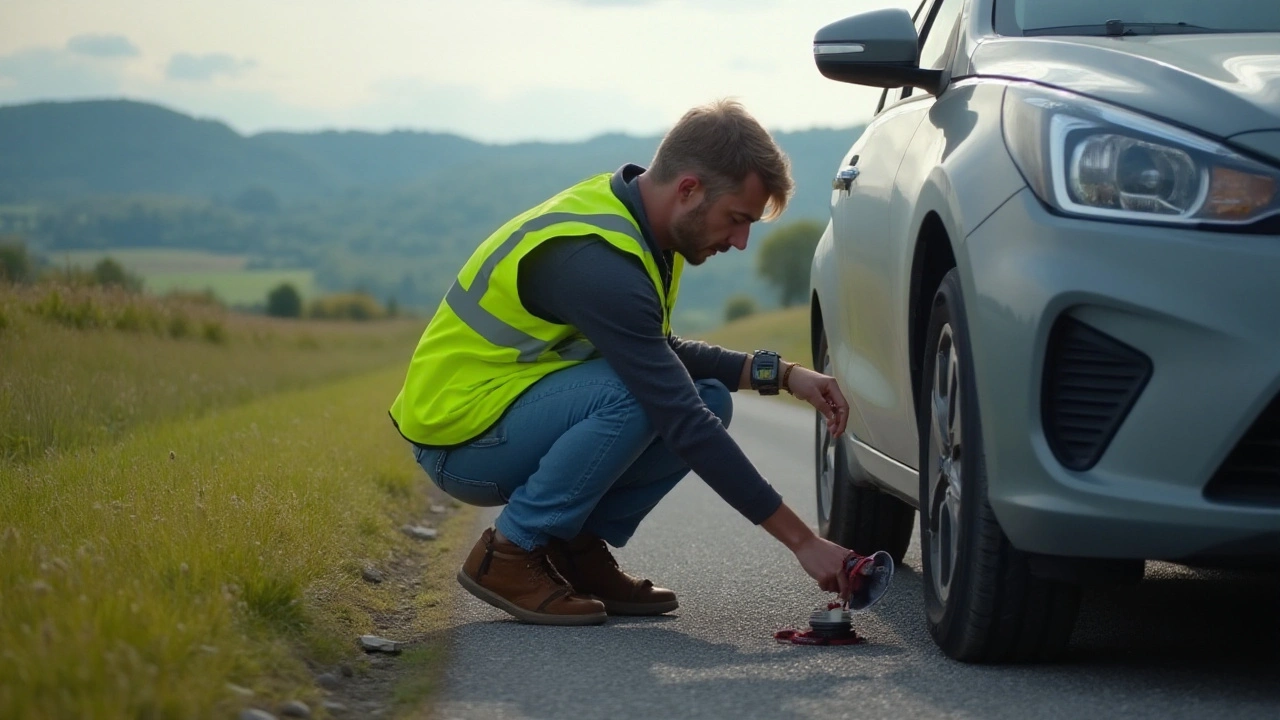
left=669, top=199, right=711, bottom=265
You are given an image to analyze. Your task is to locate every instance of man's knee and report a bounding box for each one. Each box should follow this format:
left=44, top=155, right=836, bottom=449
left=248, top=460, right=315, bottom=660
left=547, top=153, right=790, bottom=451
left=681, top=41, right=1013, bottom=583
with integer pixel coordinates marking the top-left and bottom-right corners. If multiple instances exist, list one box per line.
left=697, top=379, right=733, bottom=428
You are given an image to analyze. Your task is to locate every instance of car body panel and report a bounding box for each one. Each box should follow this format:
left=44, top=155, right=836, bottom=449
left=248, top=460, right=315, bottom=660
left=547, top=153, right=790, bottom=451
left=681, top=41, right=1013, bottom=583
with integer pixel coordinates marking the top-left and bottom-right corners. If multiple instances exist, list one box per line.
left=1230, top=130, right=1280, bottom=163
left=824, top=95, right=930, bottom=456
left=811, top=0, right=1280, bottom=562
left=965, top=188, right=1280, bottom=558
left=882, top=80, right=1026, bottom=472
left=969, top=35, right=1280, bottom=137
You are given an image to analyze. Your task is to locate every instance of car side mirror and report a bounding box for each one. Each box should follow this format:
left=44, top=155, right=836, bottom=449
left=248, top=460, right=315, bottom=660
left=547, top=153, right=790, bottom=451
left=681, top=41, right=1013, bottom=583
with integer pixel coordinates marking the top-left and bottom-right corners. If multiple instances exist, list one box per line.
left=813, top=8, right=945, bottom=95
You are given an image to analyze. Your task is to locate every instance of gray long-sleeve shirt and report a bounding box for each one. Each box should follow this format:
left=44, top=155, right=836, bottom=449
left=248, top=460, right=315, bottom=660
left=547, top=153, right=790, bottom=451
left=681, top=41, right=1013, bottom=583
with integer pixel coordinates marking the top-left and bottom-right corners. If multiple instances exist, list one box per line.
left=515, top=165, right=784, bottom=524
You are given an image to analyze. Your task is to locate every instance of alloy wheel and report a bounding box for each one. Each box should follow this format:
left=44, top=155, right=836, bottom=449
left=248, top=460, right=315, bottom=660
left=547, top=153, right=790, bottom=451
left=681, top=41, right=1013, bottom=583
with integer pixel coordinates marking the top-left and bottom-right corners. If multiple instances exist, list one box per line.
left=927, top=323, right=964, bottom=604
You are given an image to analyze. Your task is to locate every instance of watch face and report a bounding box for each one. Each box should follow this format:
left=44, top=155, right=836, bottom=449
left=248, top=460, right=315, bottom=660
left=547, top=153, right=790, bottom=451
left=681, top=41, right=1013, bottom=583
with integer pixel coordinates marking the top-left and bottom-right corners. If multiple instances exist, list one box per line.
left=754, top=367, right=776, bottom=381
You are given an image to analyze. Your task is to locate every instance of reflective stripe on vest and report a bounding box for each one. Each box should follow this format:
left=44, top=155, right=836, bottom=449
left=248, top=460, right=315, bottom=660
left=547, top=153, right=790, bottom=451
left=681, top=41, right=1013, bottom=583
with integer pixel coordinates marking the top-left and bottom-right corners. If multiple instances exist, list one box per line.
left=444, top=212, right=646, bottom=363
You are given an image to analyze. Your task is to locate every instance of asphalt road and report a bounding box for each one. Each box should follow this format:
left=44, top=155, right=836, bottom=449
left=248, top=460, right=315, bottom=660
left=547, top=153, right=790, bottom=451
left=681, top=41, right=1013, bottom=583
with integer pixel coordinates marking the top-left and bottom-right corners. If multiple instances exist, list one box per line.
left=434, top=395, right=1280, bottom=720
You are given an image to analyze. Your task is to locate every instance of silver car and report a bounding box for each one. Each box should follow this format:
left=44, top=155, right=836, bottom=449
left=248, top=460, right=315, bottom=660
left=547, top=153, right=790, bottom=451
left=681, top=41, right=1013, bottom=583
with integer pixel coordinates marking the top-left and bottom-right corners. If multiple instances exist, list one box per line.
left=808, top=0, right=1280, bottom=662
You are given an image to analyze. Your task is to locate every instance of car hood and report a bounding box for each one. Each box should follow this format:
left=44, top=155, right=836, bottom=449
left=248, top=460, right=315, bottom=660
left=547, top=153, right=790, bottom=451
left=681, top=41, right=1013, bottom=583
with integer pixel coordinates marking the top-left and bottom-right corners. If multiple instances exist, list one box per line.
left=971, top=34, right=1280, bottom=143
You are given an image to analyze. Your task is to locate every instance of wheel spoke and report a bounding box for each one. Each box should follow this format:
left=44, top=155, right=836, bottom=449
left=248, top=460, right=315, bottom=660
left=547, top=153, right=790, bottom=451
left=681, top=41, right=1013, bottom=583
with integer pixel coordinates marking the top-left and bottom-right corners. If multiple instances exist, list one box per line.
left=950, top=366, right=963, bottom=456
left=930, top=387, right=950, bottom=455
left=927, top=323, right=965, bottom=605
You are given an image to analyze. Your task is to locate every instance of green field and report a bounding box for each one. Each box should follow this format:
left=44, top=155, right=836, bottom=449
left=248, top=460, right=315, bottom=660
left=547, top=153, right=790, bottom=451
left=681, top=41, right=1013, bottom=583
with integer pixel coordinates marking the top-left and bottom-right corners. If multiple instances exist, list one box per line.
left=696, top=305, right=811, bottom=369
left=0, top=282, right=815, bottom=717
left=696, top=306, right=813, bottom=410
left=0, top=284, right=467, bottom=718
left=145, top=269, right=317, bottom=306
left=48, top=248, right=250, bottom=274
left=44, top=248, right=316, bottom=306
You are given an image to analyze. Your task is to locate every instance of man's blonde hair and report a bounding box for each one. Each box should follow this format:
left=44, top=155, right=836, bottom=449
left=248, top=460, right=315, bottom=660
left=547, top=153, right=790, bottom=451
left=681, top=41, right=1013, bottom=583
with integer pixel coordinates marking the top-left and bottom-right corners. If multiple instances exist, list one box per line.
left=648, top=99, right=794, bottom=221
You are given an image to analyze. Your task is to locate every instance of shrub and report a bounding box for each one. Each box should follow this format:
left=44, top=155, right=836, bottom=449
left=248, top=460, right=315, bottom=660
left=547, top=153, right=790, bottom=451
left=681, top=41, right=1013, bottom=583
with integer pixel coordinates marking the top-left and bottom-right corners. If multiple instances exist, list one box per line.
left=201, top=320, right=227, bottom=345
left=168, top=314, right=190, bottom=339
left=0, top=238, right=32, bottom=283
left=308, top=292, right=385, bottom=321
left=31, top=288, right=106, bottom=329
left=266, top=283, right=303, bottom=318
left=91, top=258, right=144, bottom=292
left=724, top=294, right=759, bottom=323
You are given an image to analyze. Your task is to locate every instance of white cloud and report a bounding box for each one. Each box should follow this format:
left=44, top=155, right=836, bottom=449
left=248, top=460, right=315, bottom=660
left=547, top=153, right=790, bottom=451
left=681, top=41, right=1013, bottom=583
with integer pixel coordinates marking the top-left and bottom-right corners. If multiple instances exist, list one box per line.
left=66, top=34, right=139, bottom=58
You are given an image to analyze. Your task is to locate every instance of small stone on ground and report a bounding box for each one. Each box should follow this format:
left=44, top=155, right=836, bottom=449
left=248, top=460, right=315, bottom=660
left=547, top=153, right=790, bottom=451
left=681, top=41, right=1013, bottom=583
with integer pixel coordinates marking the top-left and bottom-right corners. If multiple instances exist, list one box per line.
left=400, top=525, right=437, bottom=541
left=358, top=635, right=403, bottom=654
left=278, top=700, right=311, bottom=718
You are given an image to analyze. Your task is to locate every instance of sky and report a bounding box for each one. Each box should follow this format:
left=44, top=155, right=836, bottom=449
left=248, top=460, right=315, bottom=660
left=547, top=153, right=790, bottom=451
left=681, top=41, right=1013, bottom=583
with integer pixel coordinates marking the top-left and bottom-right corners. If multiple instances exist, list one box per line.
left=0, top=0, right=916, bottom=144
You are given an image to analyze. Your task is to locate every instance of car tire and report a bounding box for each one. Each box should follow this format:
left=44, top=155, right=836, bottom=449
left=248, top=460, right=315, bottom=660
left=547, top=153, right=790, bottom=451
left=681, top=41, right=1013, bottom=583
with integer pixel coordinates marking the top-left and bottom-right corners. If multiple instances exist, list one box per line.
left=815, top=327, right=915, bottom=563
left=918, top=269, right=1081, bottom=663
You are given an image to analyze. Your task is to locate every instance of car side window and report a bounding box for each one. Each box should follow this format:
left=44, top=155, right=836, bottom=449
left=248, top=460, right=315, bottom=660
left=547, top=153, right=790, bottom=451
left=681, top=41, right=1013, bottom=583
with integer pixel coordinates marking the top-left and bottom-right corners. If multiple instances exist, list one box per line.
left=875, top=88, right=890, bottom=115
left=918, top=0, right=964, bottom=71
left=898, top=0, right=935, bottom=102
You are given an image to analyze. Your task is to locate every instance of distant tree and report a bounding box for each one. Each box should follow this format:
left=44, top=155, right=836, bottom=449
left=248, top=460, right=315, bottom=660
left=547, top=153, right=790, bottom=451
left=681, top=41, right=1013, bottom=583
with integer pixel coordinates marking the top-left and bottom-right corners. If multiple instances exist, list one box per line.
left=385, top=295, right=399, bottom=318
left=723, top=294, right=759, bottom=324
left=308, top=291, right=384, bottom=321
left=266, top=282, right=303, bottom=318
left=232, top=186, right=281, bottom=215
left=0, top=237, right=32, bottom=283
left=755, top=219, right=825, bottom=307
left=92, top=257, right=143, bottom=291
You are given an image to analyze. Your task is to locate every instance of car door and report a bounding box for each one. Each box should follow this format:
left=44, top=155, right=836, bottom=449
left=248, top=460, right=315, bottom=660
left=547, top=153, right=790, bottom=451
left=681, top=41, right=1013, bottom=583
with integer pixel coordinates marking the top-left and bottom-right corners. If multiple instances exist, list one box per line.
left=871, top=0, right=968, bottom=471
left=829, top=0, right=964, bottom=474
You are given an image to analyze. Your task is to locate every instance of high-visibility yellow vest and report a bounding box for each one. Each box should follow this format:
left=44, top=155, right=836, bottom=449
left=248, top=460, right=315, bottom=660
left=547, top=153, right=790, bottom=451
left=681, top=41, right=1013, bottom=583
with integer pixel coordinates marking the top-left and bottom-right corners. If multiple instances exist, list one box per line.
left=389, top=173, right=684, bottom=446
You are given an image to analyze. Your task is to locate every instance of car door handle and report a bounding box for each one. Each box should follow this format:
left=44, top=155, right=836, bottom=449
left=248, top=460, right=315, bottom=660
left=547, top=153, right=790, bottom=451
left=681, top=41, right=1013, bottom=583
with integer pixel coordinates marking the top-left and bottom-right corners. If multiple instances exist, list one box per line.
left=832, top=166, right=860, bottom=191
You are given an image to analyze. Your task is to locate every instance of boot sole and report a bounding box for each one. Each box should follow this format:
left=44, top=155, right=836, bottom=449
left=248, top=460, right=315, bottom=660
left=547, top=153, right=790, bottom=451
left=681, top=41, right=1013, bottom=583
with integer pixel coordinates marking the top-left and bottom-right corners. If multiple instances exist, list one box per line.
left=456, top=570, right=607, bottom=626
left=600, top=598, right=680, bottom=616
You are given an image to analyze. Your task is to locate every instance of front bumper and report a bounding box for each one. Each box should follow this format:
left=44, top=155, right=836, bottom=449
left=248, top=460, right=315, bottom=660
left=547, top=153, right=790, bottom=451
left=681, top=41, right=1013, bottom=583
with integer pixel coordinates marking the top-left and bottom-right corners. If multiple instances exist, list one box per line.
left=961, top=188, right=1280, bottom=560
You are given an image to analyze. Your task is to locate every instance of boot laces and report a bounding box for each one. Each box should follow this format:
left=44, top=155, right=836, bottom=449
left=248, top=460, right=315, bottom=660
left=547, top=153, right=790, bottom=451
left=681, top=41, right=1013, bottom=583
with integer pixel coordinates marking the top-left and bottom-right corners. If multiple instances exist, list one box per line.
left=525, top=548, right=570, bottom=586
left=581, top=537, right=619, bottom=569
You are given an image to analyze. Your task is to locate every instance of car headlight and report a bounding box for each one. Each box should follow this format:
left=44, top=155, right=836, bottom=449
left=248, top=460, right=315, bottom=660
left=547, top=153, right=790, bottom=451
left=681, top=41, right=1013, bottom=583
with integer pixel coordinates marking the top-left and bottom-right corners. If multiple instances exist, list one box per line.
left=1002, top=84, right=1280, bottom=226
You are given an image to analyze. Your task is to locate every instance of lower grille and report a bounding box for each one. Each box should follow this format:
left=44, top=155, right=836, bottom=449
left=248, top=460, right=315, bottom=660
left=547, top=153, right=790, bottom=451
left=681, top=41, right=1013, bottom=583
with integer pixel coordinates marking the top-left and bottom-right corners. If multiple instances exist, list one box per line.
left=1205, top=393, right=1280, bottom=505
left=1041, top=317, right=1152, bottom=471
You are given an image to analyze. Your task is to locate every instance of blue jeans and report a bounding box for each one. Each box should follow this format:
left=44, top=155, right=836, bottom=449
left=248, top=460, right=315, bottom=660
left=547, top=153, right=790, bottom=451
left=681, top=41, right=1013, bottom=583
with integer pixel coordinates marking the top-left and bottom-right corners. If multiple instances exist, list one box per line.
left=411, top=358, right=733, bottom=551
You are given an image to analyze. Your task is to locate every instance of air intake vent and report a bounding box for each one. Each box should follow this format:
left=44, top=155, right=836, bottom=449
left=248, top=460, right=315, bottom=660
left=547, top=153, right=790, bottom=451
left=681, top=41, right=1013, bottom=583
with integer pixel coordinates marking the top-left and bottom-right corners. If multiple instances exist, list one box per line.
left=1205, top=393, right=1280, bottom=505
left=1042, top=317, right=1152, bottom=471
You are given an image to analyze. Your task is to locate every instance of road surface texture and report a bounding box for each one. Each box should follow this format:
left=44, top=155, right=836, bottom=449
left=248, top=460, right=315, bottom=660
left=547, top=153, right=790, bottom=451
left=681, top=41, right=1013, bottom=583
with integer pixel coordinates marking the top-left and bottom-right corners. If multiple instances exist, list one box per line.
left=433, top=395, right=1279, bottom=720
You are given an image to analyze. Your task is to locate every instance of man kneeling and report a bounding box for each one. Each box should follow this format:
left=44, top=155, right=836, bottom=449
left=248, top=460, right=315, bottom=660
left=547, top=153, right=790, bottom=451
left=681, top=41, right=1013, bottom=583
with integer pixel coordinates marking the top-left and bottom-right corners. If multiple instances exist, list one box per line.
left=390, top=99, right=854, bottom=625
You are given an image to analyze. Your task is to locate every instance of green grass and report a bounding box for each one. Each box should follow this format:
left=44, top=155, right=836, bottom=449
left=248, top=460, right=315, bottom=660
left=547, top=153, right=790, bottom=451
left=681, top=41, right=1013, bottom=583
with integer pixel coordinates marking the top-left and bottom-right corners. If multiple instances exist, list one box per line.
left=695, top=306, right=812, bottom=410
left=696, top=305, right=812, bottom=369
left=47, top=248, right=251, bottom=275
left=0, top=283, right=424, bottom=464
left=0, top=365, right=447, bottom=719
left=41, top=249, right=317, bottom=306
left=145, top=269, right=317, bottom=306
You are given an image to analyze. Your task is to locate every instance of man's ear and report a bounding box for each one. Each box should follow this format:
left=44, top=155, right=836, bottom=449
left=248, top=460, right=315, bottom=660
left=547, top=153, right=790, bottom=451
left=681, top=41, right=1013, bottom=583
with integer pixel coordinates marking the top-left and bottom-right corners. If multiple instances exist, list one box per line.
left=675, top=175, right=702, bottom=204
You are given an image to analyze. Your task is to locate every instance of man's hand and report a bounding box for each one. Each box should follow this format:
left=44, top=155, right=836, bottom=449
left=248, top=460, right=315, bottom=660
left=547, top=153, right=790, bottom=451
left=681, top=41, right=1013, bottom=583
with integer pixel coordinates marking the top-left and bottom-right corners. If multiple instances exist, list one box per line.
left=794, top=534, right=853, bottom=599
left=786, top=365, right=849, bottom=437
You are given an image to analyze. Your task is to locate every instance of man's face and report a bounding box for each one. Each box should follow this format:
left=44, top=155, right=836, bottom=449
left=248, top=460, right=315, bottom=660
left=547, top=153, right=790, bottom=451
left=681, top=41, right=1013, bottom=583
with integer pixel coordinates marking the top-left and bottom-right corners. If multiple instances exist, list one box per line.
left=669, top=172, right=769, bottom=266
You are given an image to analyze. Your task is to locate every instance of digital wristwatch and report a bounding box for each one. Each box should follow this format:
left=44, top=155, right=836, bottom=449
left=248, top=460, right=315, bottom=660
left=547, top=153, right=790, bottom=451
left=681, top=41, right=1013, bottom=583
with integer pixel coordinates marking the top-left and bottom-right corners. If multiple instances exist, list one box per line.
left=750, top=349, right=782, bottom=395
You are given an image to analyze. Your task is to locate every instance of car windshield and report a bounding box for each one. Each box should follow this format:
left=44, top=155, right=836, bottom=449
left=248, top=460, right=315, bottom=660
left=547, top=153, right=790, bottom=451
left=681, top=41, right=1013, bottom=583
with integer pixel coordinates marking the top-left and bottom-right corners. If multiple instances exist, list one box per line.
left=995, top=0, right=1280, bottom=36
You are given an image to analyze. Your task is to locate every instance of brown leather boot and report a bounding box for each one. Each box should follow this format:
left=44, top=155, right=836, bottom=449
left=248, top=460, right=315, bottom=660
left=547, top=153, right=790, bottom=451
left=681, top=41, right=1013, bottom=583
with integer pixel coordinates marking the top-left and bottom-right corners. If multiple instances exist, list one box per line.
left=547, top=534, right=678, bottom=616
left=457, top=528, right=606, bottom=626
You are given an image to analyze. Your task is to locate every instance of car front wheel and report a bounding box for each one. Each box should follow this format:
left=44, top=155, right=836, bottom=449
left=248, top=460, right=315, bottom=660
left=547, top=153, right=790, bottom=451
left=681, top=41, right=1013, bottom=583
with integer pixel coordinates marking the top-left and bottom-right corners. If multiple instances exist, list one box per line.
left=918, top=269, right=1081, bottom=663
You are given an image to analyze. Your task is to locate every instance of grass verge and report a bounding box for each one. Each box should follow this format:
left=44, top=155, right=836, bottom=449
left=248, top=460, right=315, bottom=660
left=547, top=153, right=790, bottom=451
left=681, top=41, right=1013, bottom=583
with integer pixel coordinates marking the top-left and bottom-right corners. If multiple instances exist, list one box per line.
left=696, top=306, right=812, bottom=410
left=0, top=365, right=457, bottom=719
left=0, top=283, right=424, bottom=463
